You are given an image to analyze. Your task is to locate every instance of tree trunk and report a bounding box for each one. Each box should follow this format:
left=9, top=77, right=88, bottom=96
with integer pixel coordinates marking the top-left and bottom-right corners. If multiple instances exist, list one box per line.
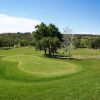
left=48, top=47, right=51, bottom=58
left=68, top=44, right=71, bottom=59
left=52, top=51, right=54, bottom=57
left=44, top=49, right=46, bottom=55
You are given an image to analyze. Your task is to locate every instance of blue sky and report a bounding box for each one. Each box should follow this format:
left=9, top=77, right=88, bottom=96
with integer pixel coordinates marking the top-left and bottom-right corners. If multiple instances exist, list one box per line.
left=0, top=0, right=100, bottom=34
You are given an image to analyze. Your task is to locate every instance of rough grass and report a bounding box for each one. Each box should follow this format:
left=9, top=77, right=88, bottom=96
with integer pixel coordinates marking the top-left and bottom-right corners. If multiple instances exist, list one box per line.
left=0, top=47, right=100, bottom=100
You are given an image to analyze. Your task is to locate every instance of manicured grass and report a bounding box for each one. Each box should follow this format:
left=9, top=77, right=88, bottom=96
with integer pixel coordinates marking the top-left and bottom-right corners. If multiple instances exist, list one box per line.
left=0, top=47, right=100, bottom=100
left=2, top=55, right=80, bottom=77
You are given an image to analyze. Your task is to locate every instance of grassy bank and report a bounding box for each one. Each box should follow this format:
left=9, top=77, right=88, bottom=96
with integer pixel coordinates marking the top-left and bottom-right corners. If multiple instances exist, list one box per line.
left=0, top=47, right=100, bottom=100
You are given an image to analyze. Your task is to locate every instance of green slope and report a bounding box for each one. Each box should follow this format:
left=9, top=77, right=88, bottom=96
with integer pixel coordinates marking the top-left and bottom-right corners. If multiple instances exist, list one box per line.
left=0, top=47, right=100, bottom=100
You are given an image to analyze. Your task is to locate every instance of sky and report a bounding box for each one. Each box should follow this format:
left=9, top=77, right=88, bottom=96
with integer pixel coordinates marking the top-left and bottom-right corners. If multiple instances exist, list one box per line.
left=0, top=0, right=100, bottom=34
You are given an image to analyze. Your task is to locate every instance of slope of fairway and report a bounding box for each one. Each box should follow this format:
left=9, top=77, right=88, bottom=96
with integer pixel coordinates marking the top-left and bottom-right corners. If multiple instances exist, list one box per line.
left=2, top=55, right=80, bottom=77
left=0, top=47, right=100, bottom=100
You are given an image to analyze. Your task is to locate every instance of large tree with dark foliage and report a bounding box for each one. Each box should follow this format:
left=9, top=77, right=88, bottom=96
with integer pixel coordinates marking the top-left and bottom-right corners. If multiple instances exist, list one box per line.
left=33, top=22, right=63, bottom=57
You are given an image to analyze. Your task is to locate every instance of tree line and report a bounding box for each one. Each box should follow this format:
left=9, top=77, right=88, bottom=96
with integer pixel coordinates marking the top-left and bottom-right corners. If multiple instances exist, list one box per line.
left=72, top=34, right=100, bottom=49
left=0, top=32, right=34, bottom=49
left=0, top=22, right=100, bottom=58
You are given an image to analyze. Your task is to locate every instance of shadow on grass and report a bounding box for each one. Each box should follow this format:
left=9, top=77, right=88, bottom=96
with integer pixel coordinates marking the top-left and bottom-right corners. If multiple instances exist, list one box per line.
left=43, top=54, right=99, bottom=61
left=0, top=47, right=12, bottom=50
left=43, top=54, right=81, bottom=60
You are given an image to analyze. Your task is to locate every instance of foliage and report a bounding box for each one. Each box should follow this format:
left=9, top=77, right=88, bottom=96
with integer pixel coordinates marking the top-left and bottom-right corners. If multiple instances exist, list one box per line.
left=33, top=23, right=62, bottom=57
left=0, top=32, right=34, bottom=49
left=64, top=34, right=100, bottom=50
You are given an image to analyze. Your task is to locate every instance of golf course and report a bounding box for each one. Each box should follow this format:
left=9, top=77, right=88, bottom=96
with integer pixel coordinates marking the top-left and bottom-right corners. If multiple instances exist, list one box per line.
left=0, top=47, right=100, bottom=100
left=0, top=0, right=100, bottom=99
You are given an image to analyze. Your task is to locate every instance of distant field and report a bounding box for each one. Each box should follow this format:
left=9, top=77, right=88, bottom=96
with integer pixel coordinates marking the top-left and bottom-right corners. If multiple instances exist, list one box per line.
left=0, top=47, right=100, bottom=100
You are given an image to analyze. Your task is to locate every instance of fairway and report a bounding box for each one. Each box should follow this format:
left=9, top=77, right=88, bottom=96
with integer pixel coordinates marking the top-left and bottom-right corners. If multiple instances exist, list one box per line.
left=0, top=47, right=100, bottom=100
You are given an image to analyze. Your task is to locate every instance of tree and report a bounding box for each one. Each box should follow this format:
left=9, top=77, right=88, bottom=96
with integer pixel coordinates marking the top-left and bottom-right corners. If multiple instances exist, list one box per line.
left=63, top=27, right=74, bottom=59
left=33, top=22, right=62, bottom=57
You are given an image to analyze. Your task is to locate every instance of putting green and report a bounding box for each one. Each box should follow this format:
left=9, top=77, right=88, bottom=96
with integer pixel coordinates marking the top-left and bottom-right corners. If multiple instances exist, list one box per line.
left=2, top=55, right=81, bottom=77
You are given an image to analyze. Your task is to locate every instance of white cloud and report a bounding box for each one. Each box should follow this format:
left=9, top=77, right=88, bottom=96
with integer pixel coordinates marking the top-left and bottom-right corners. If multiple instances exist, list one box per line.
left=0, top=14, right=41, bottom=33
